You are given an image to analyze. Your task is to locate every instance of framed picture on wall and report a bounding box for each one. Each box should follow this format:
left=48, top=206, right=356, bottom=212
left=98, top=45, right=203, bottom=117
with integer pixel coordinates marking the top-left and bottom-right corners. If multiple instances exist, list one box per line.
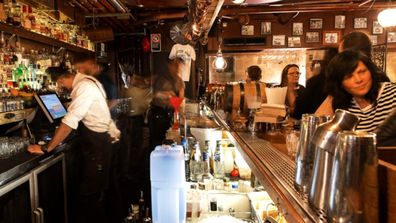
left=388, top=32, right=396, bottom=43
left=288, top=37, right=301, bottom=47
left=370, top=35, right=378, bottom=45
left=306, top=32, right=320, bottom=43
left=309, top=18, right=323, bottom=29
left=323, top=31, right=340, bottom=45
left=292, top=22, right=303, bottom=35
left=261, top=22, right=271, bottom=35
left=354, top=18, right=367, bottom=29
left=372, top=21, right=384, bottom=34
left=272, top=35, right=286, bottom=46
left=335, top=15, right=346, bottom=29
left=241, top=25, right=254, bottom=35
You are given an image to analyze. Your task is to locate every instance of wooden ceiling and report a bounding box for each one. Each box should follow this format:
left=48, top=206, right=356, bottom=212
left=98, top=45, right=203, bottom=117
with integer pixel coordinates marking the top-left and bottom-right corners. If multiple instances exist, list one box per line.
left=65, top=0, right=392, bottom=33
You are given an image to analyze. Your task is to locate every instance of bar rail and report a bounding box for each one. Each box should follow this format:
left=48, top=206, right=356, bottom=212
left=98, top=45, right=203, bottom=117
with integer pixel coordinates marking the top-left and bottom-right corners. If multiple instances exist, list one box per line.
left=212, top=110, right=325, bottom=223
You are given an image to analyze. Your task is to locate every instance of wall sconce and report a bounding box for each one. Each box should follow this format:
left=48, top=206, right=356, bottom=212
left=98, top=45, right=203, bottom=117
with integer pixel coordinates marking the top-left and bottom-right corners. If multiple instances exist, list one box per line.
left=378, top=8, right=396, bottom=27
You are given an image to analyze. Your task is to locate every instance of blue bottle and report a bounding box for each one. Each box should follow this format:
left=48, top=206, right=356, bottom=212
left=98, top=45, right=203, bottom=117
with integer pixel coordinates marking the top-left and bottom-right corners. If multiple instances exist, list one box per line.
left=150, top=145, right=186, bottom=223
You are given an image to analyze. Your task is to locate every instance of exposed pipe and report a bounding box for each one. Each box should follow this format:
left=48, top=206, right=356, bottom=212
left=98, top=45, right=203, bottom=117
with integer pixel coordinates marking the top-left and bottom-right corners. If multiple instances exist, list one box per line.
left=85, top=13, right=134, bottom=19
left=134, top=12, right=187, bottom=25
left=358, top=0, right=375, bottom=7
left=107, top=0, right=128, bottom=13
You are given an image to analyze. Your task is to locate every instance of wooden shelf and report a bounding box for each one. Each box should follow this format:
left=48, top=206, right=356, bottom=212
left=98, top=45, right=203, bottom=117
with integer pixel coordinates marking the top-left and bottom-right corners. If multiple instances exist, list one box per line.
left=0, top=22, right=93, bottom=54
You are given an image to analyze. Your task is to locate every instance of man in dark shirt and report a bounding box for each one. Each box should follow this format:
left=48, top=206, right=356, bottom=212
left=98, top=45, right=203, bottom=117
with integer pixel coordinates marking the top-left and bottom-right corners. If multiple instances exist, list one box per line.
left=75, top=58, right=118, bottom=99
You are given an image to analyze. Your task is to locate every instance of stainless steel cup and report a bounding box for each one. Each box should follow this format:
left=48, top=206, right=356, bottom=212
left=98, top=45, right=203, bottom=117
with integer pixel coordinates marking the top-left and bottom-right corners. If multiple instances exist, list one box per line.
left=327, top=131, right=378, bottom=223
left=294, top=114, right=330, bottom=193
left=308, top=109, right=360, bottom=210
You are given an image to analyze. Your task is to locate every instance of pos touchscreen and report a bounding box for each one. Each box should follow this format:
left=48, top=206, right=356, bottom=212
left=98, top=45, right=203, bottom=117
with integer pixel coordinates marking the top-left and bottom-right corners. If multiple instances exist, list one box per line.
left=34, top=93, right=67, bottom=123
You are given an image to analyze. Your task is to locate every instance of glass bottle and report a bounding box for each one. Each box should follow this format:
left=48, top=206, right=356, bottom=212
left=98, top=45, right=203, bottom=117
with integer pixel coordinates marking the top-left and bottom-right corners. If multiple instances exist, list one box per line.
left=138, top=191, right=145, bottom=220
left=189, top=142, right=203, bottom=182
left=213, top=140, right=225, bottom=179
left=11, top=0, right=20, bottom=27
left=201, top=140, right=213, bottom=182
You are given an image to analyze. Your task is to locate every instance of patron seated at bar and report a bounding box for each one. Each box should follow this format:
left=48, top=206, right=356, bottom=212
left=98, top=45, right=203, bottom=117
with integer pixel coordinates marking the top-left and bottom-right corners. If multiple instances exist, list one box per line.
left=27, top=65, right=120, bottom=223
left=316, top=50, right=396, bottom=132
left=245, top=65, right=262, bottom=82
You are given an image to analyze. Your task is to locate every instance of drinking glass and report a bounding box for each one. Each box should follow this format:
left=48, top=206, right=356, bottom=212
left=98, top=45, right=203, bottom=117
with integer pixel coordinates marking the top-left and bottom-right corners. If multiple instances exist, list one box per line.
left=286, top=130, right=299, bottom=159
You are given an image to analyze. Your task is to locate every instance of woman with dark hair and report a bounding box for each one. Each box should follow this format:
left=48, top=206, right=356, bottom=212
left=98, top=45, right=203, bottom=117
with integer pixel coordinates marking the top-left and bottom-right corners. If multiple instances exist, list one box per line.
left=316, top=50, right=396, bottom=132
left=278, top=64, right=305, bottom=114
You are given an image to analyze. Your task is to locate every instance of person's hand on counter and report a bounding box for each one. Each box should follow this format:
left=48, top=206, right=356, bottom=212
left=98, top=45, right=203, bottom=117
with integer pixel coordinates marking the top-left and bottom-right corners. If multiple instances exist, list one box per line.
left=27, top=145, right=44, bottom=155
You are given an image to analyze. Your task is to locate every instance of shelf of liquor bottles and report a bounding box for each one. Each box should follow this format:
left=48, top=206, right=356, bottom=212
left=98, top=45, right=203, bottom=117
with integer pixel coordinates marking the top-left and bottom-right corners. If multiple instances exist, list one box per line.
left=0, top=22, right=93, bottom=53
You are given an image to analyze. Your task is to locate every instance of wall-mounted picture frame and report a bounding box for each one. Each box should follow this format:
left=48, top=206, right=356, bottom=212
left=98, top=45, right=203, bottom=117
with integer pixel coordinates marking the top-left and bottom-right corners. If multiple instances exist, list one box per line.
left=388, top=32, right=396, bottom=43
left=309, top=18, right=323, bottom=29
left=272, top=35, right=286, bottom=46
left=292, top=22, right=303, bottom=35
left=288, top=36, right=301, bottom=47
left=335, top=15, right=346, bottom=29
left=370, top=35, right=378, bottom=45
left=306, top=31, right=320, bottom=43
left=241, top=25, right=254, bottom=35
left=323, top=31, right=340, bottom=45
left=261, top=22, right=271, bottom=35
left=372, top=21, right=384, bottom=34
left=354, top=18, right=368, bottom=29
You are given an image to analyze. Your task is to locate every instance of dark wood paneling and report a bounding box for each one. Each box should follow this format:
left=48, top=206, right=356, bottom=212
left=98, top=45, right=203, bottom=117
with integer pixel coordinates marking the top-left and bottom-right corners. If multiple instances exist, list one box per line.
left=208, top=10, right=391, bottom=51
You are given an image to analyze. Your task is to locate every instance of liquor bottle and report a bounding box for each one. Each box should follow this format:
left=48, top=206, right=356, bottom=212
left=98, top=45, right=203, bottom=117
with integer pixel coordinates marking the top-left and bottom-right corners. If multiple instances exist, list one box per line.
left=22, top=4, right=31, bottom=29
left=138, top=191, right=145, bottom=220
left=182, top=137, right=190, bottom=181
left=201, top=140, right=213, bottom=182
left=213, top=140, right=225, bottom=179
left=142, top=208, right=152, bottom=223
left=189, top=141, right=203, bottom=182
left=0, top=0, right=6, bottom=21
left=11, top=0, right=21, bottom=27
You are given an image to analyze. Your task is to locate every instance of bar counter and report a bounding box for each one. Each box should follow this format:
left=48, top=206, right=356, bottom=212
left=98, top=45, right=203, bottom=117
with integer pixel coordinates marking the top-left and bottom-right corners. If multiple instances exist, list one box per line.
left=212, top=110, right=325, bottom=223
left=0, top=143, right=67, bottom=187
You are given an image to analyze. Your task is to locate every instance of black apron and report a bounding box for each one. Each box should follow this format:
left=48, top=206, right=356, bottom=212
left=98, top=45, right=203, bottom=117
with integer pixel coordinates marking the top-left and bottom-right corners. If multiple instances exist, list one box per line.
left=77, top=122, right=113, bottom=195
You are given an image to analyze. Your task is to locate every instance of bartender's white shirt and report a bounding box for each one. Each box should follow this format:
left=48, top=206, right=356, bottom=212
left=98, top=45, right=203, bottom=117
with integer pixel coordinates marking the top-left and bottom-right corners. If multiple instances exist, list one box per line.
left=62, top=73, right=111, bottom=133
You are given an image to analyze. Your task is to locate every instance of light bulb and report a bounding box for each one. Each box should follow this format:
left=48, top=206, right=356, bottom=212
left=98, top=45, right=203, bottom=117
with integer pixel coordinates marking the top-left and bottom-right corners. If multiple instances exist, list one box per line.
left=214, top=56, right=226, bottom=69
left=232, top=0, right=246, bottom=4
left=378, top=8, right=396, bottom=27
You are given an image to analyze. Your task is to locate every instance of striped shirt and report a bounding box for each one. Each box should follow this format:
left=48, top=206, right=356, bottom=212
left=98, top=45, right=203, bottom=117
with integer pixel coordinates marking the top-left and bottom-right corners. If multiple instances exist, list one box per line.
left=347, top=82, right=396, bottom=132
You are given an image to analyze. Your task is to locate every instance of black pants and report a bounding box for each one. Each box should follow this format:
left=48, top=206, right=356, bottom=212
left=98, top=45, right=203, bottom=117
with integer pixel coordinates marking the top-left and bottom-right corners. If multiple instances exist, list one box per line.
left=148, top=105, right=173, bottom=150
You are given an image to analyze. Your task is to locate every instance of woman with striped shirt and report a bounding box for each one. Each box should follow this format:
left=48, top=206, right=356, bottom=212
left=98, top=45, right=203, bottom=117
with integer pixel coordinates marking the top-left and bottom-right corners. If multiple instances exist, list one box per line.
left=315, top=50, right=396, bottom=132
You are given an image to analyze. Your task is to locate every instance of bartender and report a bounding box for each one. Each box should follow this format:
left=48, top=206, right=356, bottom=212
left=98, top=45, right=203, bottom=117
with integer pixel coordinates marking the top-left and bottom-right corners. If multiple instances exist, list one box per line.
left=28, top=65, right=120, bottom=223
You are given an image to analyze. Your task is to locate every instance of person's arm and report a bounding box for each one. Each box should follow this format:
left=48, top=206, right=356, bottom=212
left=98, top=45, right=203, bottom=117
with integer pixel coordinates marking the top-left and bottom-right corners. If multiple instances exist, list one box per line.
left=27, top=123, right=73, bottom=154
left=315, top=96, right=334, bottom=116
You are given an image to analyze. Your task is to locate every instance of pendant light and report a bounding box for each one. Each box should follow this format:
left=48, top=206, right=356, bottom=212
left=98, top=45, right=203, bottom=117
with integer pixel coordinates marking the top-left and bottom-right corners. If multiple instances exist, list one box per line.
left=378, top=1, right=396, bottom=27
left=213, top=44, right=227, bottom=72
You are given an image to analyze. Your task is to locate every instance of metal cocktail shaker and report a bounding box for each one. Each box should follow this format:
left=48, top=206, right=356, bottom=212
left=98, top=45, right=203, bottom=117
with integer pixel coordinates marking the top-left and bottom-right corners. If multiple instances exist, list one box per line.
left=309, top=109, right=359, bottom=210
left=327, top=131, right=378, bottom=223
left=294, top=114, right=330, bottom=193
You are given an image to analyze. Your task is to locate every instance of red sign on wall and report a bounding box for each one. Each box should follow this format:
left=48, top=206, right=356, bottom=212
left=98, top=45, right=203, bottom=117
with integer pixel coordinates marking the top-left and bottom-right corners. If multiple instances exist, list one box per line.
left=150, top=34, right=161, bottom=52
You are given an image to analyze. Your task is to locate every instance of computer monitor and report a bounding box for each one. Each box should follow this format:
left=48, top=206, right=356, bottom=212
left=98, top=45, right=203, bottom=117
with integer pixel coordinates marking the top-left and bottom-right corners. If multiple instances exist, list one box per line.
left=34, top=93, right=67, bottom=123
